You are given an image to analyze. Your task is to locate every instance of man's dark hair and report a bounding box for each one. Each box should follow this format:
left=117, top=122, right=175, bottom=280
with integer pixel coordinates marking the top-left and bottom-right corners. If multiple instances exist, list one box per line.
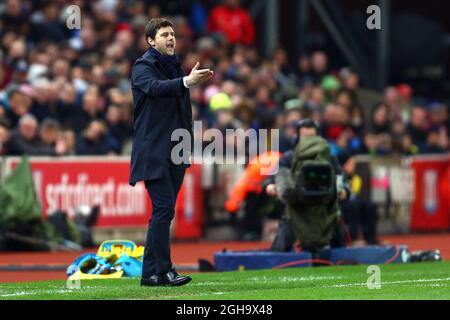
left=295, top=119, right=318, bottom=132
left=8, top=89, right=22, bottom=99
left=144, top=18, right=174, bottom=40
left=40, top=118, right=60, bottom=131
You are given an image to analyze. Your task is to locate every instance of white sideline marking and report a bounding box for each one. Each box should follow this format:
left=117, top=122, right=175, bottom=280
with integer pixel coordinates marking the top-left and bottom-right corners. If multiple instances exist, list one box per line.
left=1, top=277, right=449, bottom=298
left=0, top=291, right=30, bottom=297
left=322, top=277, right=450, bottom=289
left=0, top=289, right=74, bottom=298
left=189, top=275, right=343, bottom=286
left=248, top=275, right=344, bottom=282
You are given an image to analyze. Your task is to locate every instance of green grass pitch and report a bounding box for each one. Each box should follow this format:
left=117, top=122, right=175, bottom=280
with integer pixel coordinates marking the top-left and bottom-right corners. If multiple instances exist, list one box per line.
left=1, top=261, right=450, bottom=300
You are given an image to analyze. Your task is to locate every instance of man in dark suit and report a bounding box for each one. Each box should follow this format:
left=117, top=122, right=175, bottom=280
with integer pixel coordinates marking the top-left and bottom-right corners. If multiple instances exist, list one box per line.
left=129, top=18, right=213, bottom=287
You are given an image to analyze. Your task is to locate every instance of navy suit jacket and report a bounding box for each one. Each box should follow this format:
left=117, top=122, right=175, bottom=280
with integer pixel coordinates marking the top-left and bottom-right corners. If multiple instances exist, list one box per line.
left=129, top=50, right=192, bottom=186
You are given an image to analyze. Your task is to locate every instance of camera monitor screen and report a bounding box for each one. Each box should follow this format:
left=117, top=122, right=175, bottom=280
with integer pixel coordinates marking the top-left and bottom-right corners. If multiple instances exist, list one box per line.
left=301, top=165, right=333, bottom=194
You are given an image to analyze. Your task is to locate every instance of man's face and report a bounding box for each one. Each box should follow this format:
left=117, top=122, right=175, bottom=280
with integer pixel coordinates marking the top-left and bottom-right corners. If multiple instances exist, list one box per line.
left=10, top=92, right=30, bottom=116
left=86, top=122, right=104, bottom=140
left=149, top=26, right=176, bottom=56
left=20, top=121, right=37, bottom=141
left=411, top=107, right=427, bottom=128
left=299, top=127, right=317, bottom=138
left=6, top=0, right=21, bottom=16
left=344, top=73, right=359, bottom=90
left=427, top=132, right=439, bottom=145
left=40, top=128, right=57, bottom=145
left=311, top=51, right=328, bottom=74
left=106, top=106, right=122, bottom=124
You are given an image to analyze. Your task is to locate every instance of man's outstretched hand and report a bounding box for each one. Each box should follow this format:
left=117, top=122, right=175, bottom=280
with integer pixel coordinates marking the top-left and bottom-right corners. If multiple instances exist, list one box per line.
left=185, top=62, right=213, bottom=87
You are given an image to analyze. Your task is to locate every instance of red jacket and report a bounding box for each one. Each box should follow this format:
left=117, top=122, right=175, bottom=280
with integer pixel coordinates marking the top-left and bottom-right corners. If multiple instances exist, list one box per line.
left=207, top=5, right=255, bottom=45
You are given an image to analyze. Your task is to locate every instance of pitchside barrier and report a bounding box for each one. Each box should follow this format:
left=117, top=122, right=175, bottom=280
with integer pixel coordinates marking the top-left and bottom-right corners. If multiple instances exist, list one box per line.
left=0, top=154, right=448, bottom=242
left=353, top=154, right=450, bottom=233
left=1, top=156, right=203, bottom=242
left=214, top=245, right=410, bottom=271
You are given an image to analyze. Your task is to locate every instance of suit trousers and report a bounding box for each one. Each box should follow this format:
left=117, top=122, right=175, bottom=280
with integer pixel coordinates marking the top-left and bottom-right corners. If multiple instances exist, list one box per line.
left=142, top=162, right=186, bottom=278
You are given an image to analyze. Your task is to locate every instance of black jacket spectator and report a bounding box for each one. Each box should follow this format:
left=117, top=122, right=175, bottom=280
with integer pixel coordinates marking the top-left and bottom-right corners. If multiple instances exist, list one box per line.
left=75, top=120, right=119, bottom=155
left=8, top=128, right=56, bottom=156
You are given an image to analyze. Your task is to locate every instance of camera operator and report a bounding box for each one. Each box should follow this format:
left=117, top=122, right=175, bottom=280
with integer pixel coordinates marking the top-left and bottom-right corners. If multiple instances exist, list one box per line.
left=263, top=119, right=351, bottom=252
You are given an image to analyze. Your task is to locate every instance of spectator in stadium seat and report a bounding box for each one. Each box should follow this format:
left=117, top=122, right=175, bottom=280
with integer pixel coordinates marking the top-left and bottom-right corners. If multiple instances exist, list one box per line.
left=321, top=76, right=341, bottom=106
left=370, top=102, right=391, bottom=135
left=0, top=50, right=14, bottom=90
left=254, top=85, right=275, bottom=117
left=399, top=134, right=419, bottom=155
left=29, top=78, right=53, bottom=122
left=0, top=121, right=11, bottom=155
left=423, top=125, right=449, bottom=154
left=310, top=51, right=329, bottom=83
left=336, top=88, right=358, bottom=112
left=321, top=103, right=350, bottom=142
left=279, top=107, right=302, bottom=148
left=364, top=132, right=393, bottom=156
left=105, top=104, right=132, bottom=151
left=70, top=85, right=105, bottom=134
left=9, top=59, right=29, bottom=86
left=117, top=0, right=146, bottom=23
left=349, top=105, right=366, bottom=141
left=305, top=86, right=325, bottom=111
left=406, top=105, right=429, bottom=152
left=207, top=0, right=255, bottom=45
left=383, top=86, right=401, bottom=121
left=50, top=58, right=71, bottom=81
left=78, top=18, right=99, bottom=55
left=293, top=54, right=313, bottom=86
left=230, top=101, right=253, bottom=132
left=75, top=120, right=119, bottom=155
left=54, top=82, right=78, bottom=130
left=38, top=118, right=65, bottom=151
left=329, top=129, right=353, bottom=159
left=4, top=88, right=33, bottom=128
left=428, top=102, right=449, bottom=130
left=340, top=67, right=360, bottom=92
left=390, top=119, right=418, bottom=155
left=5, top=37, right=27, bottom=70
left=272, top=47, right=294, bottom=78
left=0, top=0, right=30, bottom=35
left=7, top=113, right=65, bottom=156
left=60, top=129, right=76, bottom=155
left=335, top=89, right=364, bottom=141
left=30, top=0, right=68, bottom=43
left=396, top=84, right=413, bottom=123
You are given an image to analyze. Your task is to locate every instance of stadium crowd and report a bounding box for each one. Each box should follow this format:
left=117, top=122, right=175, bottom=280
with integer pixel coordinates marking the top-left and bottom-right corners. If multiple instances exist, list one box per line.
left=0, top=0, right=449, bottom=161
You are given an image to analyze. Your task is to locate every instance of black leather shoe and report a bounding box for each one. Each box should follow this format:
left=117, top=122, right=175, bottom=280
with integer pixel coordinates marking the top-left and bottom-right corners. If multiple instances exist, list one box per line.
left=140, top=271, right=192, bottom=287
left=169, top=268, right=179, bottom=277
left=159, top=270, right=192, bottom=287
left=140, top=275, right=159, bottom=287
